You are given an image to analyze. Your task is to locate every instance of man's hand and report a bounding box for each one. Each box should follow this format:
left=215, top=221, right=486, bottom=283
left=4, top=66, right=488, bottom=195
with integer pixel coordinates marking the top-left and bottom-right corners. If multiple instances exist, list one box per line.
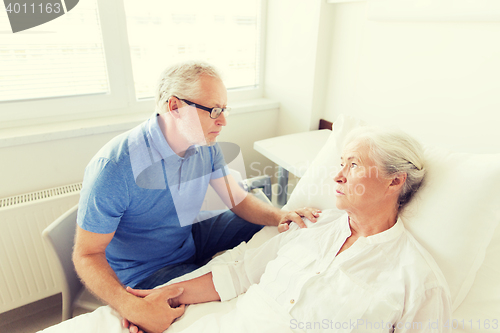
left=121, top=286, right=185, bottom=333
left=278, top=207, right=321, bottom=232
left=126, top=286, right=183, bottom=308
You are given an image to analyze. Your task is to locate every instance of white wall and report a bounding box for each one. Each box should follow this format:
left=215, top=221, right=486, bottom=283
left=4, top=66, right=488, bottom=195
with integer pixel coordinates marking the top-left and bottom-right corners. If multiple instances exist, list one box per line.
left=323, top=2, right=500, bottom=154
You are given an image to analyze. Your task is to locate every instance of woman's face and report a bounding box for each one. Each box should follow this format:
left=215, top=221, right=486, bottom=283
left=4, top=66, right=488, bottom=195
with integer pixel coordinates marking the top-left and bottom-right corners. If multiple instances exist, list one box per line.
left=334, top=140, right=393, bottom=215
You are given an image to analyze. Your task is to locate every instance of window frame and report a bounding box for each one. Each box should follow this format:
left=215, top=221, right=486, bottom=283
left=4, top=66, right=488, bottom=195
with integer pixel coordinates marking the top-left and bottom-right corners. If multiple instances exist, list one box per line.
left=0, top=0, right=267, bottom=129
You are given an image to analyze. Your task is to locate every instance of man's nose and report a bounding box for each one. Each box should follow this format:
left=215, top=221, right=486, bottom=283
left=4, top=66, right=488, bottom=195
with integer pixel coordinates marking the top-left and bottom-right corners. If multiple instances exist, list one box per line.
left=216, top=111, right=227, bottom=126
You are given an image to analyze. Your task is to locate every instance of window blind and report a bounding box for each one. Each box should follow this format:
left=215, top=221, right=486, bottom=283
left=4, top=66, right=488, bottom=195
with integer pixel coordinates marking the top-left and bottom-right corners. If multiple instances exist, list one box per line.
left=123, top=0, right=262, bottom=100
left=0, top=0, right=109, bottom=102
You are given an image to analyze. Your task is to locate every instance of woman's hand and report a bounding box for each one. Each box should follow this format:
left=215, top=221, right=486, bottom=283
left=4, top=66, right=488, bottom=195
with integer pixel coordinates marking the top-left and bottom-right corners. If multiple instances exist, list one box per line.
left=278, top=207, right=321, bottom=232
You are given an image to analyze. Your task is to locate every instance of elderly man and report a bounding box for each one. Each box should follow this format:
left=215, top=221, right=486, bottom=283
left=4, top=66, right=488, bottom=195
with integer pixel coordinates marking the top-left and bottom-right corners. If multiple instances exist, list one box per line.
left=73, top=61, right=319, bottom=333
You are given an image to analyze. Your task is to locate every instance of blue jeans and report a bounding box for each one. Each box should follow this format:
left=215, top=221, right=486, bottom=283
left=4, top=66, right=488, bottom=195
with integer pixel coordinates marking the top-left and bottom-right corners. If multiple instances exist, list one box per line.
left=133, top=210, right=263, bottom=289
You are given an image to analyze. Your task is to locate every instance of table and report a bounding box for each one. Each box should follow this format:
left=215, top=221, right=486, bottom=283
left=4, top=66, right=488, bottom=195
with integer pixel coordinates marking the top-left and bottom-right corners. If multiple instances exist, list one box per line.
left=253, top=129, right=331, bottom=206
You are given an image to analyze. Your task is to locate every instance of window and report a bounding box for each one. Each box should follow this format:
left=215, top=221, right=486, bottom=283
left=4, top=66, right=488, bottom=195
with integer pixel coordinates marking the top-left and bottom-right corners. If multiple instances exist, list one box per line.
left=0, top=0, right=108, bottom=102
left=123, top=0, right=262, bottom=100
left=0, top=0, right=265, bottom=128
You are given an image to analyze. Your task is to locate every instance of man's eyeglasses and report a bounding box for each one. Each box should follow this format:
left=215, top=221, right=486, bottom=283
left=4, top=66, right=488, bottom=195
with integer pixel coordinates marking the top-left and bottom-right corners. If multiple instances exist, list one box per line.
left=177, top=97, right=231, bottom=119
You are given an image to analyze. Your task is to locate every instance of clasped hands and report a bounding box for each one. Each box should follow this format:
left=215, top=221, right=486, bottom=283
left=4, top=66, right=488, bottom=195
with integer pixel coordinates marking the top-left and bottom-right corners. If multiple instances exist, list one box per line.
left=122, top=285, right=185, bottom=333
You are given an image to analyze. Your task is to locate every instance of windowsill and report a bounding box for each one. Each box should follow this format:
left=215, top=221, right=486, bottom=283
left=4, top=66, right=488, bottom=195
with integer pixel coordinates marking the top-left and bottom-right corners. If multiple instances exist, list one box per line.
left=326, top=0, right=366, bottom=3
left=0, top=98, right=280, bottom=149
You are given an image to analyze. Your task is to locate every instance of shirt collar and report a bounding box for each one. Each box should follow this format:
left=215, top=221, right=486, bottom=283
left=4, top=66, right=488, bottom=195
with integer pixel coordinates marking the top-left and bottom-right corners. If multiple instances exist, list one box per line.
left=356, top=217, right=405, bottom=245
left=147, top=114, right=200, bottom=161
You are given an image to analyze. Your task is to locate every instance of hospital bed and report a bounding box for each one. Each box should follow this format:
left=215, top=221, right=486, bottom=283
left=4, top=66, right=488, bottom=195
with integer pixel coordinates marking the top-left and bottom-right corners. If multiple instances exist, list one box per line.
left=39, top=115, right=500, bottom=333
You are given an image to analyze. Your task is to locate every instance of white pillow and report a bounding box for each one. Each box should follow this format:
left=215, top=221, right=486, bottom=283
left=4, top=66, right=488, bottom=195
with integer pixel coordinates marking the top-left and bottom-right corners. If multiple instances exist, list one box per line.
left=451, top=221, right=500, bottom=332
left=283, top=114, right=500, bottom=311
left=283, top=115, right=366, bottom=211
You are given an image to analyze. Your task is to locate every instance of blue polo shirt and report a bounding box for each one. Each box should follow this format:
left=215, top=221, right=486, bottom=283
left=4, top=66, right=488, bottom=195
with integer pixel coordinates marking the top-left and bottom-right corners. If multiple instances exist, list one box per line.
left=77, top=114, right=228, bottom=287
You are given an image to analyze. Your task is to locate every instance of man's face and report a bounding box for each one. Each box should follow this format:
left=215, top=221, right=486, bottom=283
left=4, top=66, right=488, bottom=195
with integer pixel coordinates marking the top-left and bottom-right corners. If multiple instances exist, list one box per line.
left=177, top=75, right=228, bottom=146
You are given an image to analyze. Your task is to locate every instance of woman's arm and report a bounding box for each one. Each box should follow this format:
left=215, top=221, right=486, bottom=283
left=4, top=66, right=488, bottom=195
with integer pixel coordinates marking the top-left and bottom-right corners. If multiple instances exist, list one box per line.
left=170, top=272, right=220, bottom=305
left=123, top=274, right=218, bottom=333
left=396, top=286, right=451, bottom=333
left=126, top=272, right=219, bottom=306
left=126, top=226, right=299, bottom=306
left=123, top=225, right=307, bottom=333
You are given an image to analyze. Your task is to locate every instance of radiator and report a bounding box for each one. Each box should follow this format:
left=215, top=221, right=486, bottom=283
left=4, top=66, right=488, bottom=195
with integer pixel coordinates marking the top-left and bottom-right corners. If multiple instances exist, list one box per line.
left=0, top=183, right=81, bottom=314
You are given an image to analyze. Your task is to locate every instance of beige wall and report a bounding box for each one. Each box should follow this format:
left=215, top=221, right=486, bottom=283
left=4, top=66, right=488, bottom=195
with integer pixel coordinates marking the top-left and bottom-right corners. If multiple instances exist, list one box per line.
left=0, top=108, right=279, bottom=198
left=0, top=130, right=121, bottom=198
left=264, top=0, right=334, bottom=135
left=6, top=0, right=500, bottom=198
left=265, top=0, right=500, bottom=153
left=323, top=2, right=500, bottom=154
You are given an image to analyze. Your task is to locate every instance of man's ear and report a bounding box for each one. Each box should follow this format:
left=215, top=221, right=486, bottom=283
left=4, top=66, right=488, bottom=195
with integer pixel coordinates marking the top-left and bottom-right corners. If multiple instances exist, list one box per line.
left=167, top=97, right=181, bottom=118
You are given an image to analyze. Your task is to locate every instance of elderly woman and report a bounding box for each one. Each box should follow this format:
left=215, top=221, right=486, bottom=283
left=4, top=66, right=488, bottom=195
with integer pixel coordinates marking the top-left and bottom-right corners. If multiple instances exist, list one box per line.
left=125, top=127, right=451, bottom=333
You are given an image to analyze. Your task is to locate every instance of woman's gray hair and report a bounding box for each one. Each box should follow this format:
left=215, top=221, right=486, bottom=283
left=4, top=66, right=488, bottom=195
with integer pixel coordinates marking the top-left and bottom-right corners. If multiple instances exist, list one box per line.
left=155, top=61, right=222, bottom=114
left=344, top=127, right=426, bottom=210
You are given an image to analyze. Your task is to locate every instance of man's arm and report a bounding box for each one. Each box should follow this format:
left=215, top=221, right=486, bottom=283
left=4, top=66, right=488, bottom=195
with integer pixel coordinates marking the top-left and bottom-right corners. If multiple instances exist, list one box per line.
left=210, top=174, right=321, bottom=228
left=73, top=226, right=185, bottom=333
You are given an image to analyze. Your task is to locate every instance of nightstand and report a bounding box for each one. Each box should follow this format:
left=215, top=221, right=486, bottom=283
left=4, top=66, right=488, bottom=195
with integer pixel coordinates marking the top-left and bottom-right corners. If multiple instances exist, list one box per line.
left=254, top=129, right=331, bottom=206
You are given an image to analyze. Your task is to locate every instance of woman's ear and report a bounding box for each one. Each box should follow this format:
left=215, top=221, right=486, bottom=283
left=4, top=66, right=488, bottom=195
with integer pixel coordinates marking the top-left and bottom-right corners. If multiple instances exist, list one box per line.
left=389, top=173, right=407, bottom=191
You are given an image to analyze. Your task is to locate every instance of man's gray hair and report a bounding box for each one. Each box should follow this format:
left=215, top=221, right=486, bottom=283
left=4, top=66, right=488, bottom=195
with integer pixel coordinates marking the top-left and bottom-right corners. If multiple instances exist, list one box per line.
left=344, top=127, right=426, bottom=210
left=155, top=61, right=222, bottom=114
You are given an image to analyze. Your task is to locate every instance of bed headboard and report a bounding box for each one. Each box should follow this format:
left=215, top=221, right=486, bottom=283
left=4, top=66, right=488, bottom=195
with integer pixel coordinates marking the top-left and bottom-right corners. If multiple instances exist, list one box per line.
left=319, top=119, right=333, bottom=131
